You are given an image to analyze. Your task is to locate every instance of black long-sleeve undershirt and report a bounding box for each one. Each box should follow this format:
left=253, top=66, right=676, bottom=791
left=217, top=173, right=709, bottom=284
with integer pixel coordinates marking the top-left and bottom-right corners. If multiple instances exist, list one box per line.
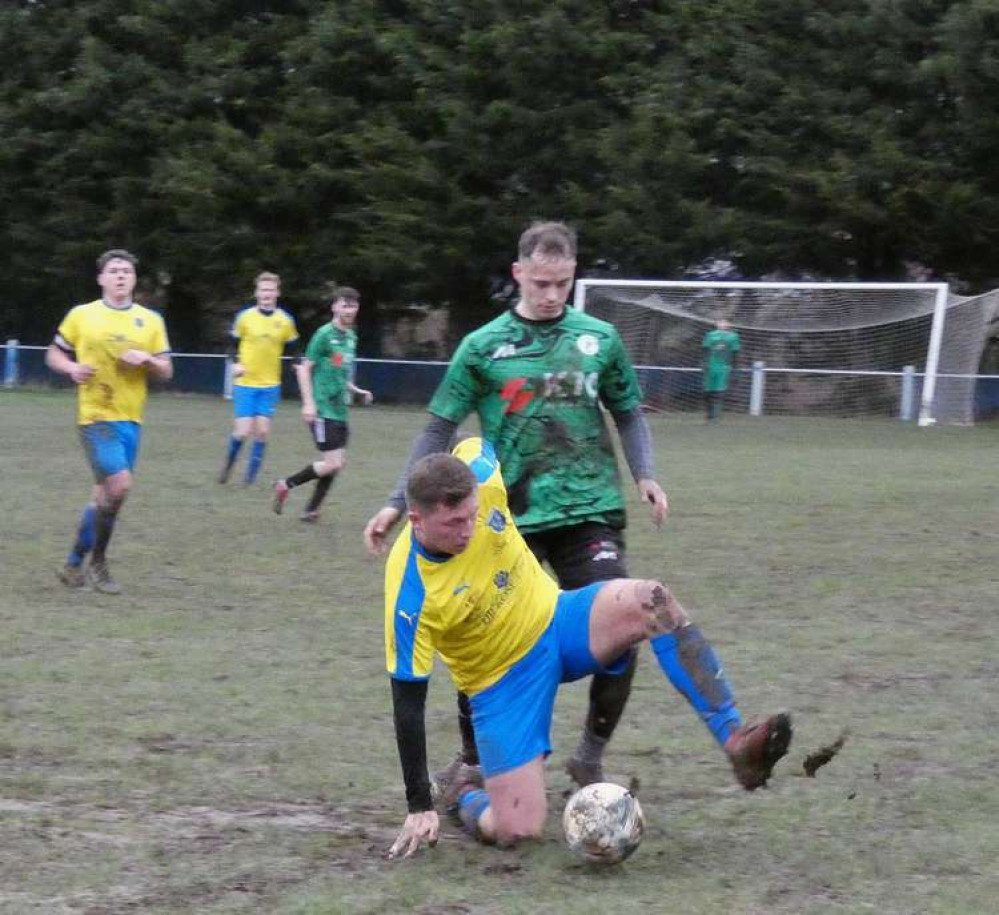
left=391, top=678, right=433, bottom=813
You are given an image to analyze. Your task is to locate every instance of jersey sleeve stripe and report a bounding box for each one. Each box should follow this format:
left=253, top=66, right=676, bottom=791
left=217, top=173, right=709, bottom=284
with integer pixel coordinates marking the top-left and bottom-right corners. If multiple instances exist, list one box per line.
left=390, top=547, right=431, bottom=681
left=466, top=439, right=499, bottom=483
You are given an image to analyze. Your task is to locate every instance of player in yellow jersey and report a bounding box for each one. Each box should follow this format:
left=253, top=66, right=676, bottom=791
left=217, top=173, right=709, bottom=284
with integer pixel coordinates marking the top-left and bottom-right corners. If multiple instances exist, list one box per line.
left=218, top=272, right=299, bottom=485
left=385, top=438, right=792, bottom=857
left=46, top=250, right=172, bottom=594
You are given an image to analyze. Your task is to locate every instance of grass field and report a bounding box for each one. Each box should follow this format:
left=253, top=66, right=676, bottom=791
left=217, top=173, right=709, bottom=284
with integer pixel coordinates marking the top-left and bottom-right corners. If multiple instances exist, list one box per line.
left=2, top=389, right=997, bottom=915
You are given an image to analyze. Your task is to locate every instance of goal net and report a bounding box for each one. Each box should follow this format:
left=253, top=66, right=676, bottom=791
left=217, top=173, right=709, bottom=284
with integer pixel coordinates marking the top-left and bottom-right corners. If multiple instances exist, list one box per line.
left=575, top=280, right=999, bottom=425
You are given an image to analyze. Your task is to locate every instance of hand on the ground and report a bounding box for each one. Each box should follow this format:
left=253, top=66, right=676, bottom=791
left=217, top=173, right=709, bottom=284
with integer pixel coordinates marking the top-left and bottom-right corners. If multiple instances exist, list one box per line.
left=364, top=506, right=401, bottom=555
left=119, top=349, right=151, bottom=367
left=68, top=362, right=96, bottom=384
left=388, top=810, right=439, bottom=859
left=638, top=479, right=669, bottom=528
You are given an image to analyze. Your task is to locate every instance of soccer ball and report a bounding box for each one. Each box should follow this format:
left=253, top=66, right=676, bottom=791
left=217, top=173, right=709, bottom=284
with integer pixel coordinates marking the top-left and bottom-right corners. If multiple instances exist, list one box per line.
left=562, top=782, right=644, bottom=864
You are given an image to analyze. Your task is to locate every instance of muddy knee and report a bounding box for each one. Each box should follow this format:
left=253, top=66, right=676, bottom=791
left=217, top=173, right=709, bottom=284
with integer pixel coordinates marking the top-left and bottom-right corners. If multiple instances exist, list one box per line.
left=637, top=579, right=689, bottom=634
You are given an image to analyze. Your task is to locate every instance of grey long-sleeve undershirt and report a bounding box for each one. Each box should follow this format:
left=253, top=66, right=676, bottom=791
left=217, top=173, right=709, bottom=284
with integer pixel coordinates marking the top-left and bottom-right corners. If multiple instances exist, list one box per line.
left=386, top=407, right=659, bottom=513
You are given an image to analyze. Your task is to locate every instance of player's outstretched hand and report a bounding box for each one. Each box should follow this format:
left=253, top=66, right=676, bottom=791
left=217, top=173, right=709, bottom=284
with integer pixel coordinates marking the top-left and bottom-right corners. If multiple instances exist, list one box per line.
left=359, top=388, right=374, bottom=405
left=388, top=810, right=439, bottom=860
left=638, top=479, right=669, bottom=529
left=364, top=506, right=401, bottom=555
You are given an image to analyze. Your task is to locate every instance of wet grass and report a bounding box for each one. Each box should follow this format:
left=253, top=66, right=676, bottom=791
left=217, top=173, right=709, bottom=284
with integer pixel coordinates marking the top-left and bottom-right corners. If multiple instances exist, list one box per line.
left=1, top=389, right=997, bottom=913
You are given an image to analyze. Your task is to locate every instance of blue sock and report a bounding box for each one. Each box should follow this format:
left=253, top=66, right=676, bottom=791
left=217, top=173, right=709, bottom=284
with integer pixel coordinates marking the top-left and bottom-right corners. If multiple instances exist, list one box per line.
left=225, top=435, right=244, bottom=470
left=650, top=625, right=743, bottom=746
left=68, top=504, right=97, bottom=567
left=458, top=788, right=491, bottom=839
left=245, top=440, right=266, bottom=483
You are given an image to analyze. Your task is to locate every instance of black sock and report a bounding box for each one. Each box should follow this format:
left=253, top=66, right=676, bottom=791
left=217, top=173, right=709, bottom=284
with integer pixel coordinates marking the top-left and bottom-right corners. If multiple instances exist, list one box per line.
left=92, top=503, right=121, bottom=563
left=287, top=464, right=319, bottom=488
left=305, top=473, right=335, bottom=512
left=457, top=692, right=479, bottom=765
left=586, top=650, right=638, bottom=740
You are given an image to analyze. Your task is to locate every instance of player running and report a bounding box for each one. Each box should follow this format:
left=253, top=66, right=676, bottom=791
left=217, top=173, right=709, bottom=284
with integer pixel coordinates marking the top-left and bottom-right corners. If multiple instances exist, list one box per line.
left=365, top=221, right=668, bottom=791
left=47, top=249, right=173, bottom=594
left=384, top=439, right=792, bottom=857
left=272, top=287, right=373, bottom=522
left=218, top=272, right=299, bottom=485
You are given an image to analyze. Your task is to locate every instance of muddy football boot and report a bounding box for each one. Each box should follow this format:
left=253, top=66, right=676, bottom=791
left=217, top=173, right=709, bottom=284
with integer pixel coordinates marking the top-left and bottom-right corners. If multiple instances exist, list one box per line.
left=58, top=563, right=86, bottom=589
left=724, top=712, right=792, bottom=790
left=87, top=560, right=121, bottom=595
left=564, top=756, right=604, bottom=789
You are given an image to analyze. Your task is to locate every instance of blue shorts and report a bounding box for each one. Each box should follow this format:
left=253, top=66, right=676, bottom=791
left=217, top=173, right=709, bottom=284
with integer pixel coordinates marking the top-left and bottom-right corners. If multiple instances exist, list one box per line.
left=79, top=421, right=142, bottom=481
left=469, top=582, right=631, bottom=778
left=233, top=384, right=281, bottom=419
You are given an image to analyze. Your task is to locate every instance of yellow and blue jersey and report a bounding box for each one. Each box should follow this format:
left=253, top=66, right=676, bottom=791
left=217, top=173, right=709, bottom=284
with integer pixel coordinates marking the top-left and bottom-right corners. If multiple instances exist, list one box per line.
left=231, top=306, right=298, bottom=387
left=384, top=438, right=559, bottom=696
left=55, top=300, right=170, bottom=425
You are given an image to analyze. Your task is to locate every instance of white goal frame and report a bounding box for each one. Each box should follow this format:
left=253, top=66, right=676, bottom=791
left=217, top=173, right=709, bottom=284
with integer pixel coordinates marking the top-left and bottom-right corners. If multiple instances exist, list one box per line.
left=574, top=279, right=951, bottom=426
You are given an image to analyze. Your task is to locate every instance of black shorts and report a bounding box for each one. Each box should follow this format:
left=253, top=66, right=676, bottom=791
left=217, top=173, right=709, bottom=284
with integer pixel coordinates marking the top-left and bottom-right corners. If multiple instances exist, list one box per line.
left=523, top=521, right=628, bottom=590
left=310, top=419, right=349, bottom=452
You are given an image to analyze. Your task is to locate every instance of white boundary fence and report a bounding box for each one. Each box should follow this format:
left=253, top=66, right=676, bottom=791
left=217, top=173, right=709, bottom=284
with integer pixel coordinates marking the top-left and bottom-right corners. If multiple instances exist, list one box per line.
left=4, top=339, right=997, bottom=421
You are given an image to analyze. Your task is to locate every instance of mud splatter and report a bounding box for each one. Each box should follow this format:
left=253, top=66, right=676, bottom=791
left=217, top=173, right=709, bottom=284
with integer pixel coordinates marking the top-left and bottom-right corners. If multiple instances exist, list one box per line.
left=803, top=731, right=849, bottom=777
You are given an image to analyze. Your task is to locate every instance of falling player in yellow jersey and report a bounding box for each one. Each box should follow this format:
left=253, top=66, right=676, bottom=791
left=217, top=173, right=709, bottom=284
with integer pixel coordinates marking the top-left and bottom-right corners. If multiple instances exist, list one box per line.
left=218, top=272, right=299, bottom=485
left=384, top=438, right=792, bottom=857
left=46, top=249, right=173, bottom=594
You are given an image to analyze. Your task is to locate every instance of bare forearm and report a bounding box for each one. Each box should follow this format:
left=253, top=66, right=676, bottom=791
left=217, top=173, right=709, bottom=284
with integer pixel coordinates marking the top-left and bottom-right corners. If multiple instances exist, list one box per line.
left=296, top=361, right=315, bottom=404
left=147, top=355, right=173, bottom=381
left=45, top=344, right=75, bottom=376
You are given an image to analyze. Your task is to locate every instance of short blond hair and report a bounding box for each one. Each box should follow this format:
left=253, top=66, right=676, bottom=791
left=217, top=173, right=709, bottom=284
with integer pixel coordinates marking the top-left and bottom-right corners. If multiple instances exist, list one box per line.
left=255, top=271, right=281, bottom=287
left=517, top=222, right=577, bottom=261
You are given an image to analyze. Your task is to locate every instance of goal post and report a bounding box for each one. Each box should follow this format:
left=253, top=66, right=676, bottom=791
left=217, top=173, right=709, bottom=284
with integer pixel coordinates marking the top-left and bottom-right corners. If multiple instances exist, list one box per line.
left=573, top=279, right=994, bottom=425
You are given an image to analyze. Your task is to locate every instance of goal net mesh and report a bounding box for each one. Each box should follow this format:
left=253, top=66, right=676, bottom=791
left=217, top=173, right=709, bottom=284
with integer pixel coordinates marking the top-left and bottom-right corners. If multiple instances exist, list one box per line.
left=580, top=282, right=998, bottom=423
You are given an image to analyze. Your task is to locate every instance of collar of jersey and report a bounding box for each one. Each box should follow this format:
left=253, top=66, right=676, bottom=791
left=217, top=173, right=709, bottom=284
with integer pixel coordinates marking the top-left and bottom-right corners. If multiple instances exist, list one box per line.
left=101, top=299, right=134, bottom=311
left=411, top=530, right=453, bottom=563
left=509, top=305, right=568, bottom=327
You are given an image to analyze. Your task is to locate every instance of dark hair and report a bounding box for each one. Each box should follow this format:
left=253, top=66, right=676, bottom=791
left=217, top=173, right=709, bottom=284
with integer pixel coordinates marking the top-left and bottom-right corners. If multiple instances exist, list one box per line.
left=407, top=454, right=476, bottom=512
left=332, top=286, right=360, bottom=303
left=97, top=249, right=138, bottom=272
left=517, top=221, right=577, bottom=261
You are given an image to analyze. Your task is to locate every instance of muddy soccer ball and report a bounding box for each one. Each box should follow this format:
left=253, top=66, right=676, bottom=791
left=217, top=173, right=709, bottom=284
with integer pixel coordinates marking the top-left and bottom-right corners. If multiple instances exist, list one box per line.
left=562, top=782, right=644, bottom=864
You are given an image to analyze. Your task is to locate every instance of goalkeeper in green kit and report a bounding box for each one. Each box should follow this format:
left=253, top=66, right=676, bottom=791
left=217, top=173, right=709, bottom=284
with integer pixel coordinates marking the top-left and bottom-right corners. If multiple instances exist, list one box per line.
left=702, top=318, right=741, bottom=423
left=364, top=221, right=671, bottom=792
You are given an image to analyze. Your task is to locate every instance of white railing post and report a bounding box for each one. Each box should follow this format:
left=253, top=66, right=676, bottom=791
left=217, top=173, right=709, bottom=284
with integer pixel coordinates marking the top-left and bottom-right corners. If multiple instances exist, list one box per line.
left=3, top=339, right=19, bottom=387
left=900, top=365, right=916, bottom=421
left=749, top=360, right=766, bottom=416
left=917, top=284, right=950, bottom=426
left=223, top=356, right=234, bottom=400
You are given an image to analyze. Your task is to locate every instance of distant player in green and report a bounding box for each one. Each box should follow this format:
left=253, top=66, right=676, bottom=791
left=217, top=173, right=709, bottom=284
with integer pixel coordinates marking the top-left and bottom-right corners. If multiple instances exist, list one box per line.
left=365, top=221, right=669, bottom=792
left=702, top=319, right=741, bottom=422
left=46, top=249, right=173, bottom=594
left=272, top=287, right=373, bottom=521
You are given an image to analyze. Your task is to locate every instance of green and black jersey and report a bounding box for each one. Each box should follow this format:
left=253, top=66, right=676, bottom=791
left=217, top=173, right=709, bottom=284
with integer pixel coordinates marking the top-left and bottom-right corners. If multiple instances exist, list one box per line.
left=428, top=308, right=643, bottom=534
left=306, top=322, right=356, bottom=422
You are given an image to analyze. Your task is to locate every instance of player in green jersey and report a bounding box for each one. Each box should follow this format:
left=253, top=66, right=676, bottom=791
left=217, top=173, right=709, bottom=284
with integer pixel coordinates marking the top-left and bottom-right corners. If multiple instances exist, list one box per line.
left=272, top=287, right=373, bottom=521
left=365, top=221, right=669, bottom=792
left=702, top=319, right=741, bottom=423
